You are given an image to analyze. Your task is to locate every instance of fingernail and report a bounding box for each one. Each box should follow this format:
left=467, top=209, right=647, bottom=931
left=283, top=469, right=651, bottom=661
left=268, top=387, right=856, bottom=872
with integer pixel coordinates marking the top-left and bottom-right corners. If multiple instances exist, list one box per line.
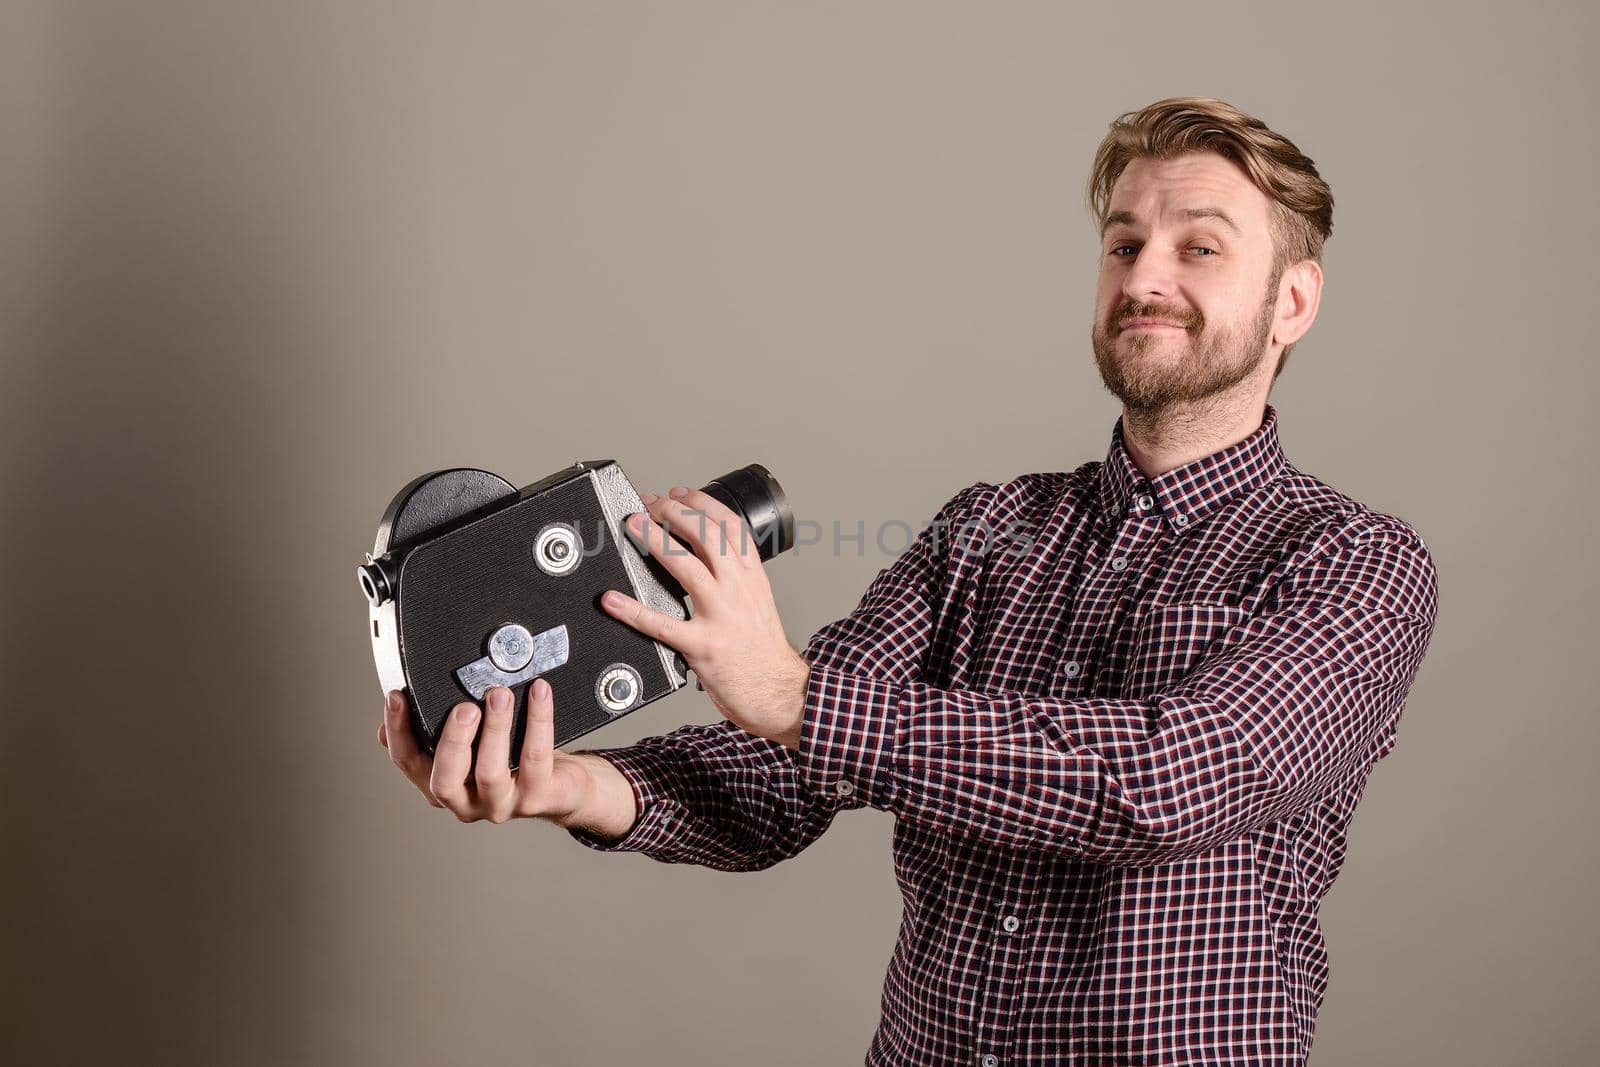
left=459, top=704, right=479, bottom=726
left=488, top=687, right=510, bottom=713
left=668, top=486, right=689, bottom=499
left=640, top=491, right=660, bottom=504
left=533, top=678, right=550, bottom=699
left=602, top=590, right=623, bottom=608
left=385, top=692, right=400, bottom=713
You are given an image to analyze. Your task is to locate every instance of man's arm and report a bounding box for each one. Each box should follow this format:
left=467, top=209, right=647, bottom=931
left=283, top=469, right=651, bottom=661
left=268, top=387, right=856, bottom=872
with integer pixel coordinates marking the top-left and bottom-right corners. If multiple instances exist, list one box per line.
left=792, top=517, right=1440, bottom=867
left=564, top=720, right=826, bottom=870
left=565, top=482, right=994, bottom=870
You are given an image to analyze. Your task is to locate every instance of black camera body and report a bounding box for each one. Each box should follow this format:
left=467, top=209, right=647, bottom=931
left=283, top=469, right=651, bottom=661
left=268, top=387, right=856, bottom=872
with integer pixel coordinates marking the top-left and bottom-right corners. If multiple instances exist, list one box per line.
left=359, top=460, right=791, bottom=765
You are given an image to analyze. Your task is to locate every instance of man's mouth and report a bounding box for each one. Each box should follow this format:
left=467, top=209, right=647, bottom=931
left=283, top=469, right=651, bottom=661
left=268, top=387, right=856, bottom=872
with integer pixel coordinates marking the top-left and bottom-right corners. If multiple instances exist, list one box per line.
left=1121, top=318, right=1188, bottom=332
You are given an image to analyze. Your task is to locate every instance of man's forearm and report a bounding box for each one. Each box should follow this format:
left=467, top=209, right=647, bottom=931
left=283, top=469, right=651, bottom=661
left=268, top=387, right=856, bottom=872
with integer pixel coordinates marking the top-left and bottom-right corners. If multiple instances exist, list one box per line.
left=562, top=752, right=640, bottom=841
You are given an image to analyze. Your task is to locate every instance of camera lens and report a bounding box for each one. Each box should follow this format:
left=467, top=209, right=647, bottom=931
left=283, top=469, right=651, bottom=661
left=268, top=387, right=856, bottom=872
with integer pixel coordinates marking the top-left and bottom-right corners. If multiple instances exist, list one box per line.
left=700, top=463, right=794, bottom=562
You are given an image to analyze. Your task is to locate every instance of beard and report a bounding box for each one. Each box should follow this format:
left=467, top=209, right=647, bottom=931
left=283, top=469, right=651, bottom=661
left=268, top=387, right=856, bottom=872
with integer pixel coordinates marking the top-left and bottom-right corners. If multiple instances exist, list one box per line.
left=1091, top=264, right=1281, bottom=417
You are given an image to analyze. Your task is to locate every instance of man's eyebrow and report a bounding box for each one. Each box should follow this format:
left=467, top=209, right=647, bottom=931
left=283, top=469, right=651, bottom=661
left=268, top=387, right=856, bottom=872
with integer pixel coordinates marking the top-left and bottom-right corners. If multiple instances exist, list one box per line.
left=1101, top=210, right=1136, bottom=236
left=1181, top=207, right=1242, bottom=235
left=1100, top=207, right=1243, bottom=238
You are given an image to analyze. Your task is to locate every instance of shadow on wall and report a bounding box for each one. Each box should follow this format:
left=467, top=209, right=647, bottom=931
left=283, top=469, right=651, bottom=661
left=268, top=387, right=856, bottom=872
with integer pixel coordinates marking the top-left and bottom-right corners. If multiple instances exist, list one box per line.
left=2, top=9, right=316, bottom=1063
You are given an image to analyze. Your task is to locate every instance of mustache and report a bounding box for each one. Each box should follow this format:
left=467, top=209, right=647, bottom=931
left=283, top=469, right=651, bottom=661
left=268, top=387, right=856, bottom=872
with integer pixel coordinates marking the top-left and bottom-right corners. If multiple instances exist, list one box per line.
left=1108, top=303, right=1202, bottom=331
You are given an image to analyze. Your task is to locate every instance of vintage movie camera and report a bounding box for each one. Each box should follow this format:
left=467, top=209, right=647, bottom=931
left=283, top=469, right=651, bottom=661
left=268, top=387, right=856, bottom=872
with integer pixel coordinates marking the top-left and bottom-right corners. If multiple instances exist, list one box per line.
left=359, top=461, right=793, bottom=766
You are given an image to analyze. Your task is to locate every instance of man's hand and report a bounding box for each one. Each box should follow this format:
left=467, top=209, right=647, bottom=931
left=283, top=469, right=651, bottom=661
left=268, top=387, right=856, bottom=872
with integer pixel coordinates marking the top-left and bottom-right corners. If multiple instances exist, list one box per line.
left=377, top=681, right=637, bottom=836
left=600, top=485, right=811, bottom=750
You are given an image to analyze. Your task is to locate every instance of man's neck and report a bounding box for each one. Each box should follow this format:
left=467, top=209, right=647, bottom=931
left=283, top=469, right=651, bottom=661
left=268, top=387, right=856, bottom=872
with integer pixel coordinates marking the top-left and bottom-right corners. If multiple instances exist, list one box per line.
left=1120, top=395, right=1268, bottom=479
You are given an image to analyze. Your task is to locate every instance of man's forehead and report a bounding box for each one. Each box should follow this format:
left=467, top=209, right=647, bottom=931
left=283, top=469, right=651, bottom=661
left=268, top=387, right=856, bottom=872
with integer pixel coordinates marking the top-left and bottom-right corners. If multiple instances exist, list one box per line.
left=1104, top=154, right=1268, bottom=230
left=1102, top=205, right=1248, bottom=237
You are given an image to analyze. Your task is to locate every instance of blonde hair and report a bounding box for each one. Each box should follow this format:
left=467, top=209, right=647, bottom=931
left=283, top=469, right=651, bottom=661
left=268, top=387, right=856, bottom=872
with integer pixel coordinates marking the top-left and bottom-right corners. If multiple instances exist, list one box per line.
left=1087, top=96, right=1333, bottom=377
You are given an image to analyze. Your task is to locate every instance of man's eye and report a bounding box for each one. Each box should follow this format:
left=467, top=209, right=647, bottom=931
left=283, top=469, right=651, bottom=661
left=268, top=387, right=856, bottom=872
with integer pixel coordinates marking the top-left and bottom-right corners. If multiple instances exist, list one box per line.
left=1109, top=245, right=1137, bottom=256
left=1189, top=247, right=1217, bottom=255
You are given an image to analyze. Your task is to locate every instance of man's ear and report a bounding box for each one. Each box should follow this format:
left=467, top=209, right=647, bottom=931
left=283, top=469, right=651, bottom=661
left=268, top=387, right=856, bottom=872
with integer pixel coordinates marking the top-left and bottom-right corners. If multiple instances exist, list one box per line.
left=1273, top=259, right=1323, bottom=348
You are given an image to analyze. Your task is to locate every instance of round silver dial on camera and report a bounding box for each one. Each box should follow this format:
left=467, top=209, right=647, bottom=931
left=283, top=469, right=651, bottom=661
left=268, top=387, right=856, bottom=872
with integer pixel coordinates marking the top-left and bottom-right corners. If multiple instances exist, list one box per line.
left=595, top=663, right=642, bottom=714
left=533, top=522, right=582, bottom=577
left=487, top=623, right=535, bottom=673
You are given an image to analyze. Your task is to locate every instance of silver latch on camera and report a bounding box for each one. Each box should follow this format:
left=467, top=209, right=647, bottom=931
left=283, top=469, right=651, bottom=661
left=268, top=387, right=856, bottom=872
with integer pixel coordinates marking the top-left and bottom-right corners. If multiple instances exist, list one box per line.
left=456, top=623, right=570, bottom=699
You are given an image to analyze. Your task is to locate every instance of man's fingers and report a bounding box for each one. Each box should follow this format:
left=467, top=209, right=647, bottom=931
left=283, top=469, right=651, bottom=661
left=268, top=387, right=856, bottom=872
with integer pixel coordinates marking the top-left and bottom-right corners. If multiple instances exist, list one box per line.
left=623, top=510, right=717, bottom=602
left=516, top=677, right=556, bottom=813
left=384, top=691, right=442, bottom=807
left=666, top=486, right=760, bottom=569
left=431, top=701, right=481, bottom=819
left=600, top=587, right=695, bottom=652
left=643, top=494, right=741, bottom=578
left=474, top=687, right=516, bottom=820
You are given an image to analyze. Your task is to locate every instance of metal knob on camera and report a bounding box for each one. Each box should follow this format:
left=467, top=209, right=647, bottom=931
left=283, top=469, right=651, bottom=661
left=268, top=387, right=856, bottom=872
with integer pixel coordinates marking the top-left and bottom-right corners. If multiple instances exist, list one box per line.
left=357, top=557, right=398, bottom=607
left=595, top=663, right=642, bottom=714
left=488, top=623, right=536, bottom=672
left=533, top=522, right=582, bottom=577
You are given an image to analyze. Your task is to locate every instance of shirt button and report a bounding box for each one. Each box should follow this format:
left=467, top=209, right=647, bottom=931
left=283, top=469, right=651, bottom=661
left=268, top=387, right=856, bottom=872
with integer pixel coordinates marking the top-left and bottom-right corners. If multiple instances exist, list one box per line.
left=1173, top=513, right=1189, bottom=527
left=1061, top=660, right=1081, bottom=678
left=1109, top=556, right=1128, bottom=572
left=980, top=1056, right=1000, bottom=1067
left=834, top=779, right=855, bottom=797
left=1001, top=914, right=1021, bottom=933
left=1135, top=493, right=1153, bottom=511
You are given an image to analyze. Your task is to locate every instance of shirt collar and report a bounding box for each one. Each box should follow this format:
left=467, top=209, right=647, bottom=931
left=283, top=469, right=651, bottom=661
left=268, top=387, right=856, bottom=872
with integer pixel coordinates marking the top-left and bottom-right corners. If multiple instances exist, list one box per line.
left=1096, top=403, right=1288, bottom=532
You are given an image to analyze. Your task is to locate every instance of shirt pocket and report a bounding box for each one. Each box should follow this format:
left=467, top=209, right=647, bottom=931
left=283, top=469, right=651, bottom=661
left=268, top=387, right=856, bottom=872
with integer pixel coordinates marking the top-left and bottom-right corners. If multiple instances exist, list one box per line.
left=1121, top=601, right=1252, bottom=699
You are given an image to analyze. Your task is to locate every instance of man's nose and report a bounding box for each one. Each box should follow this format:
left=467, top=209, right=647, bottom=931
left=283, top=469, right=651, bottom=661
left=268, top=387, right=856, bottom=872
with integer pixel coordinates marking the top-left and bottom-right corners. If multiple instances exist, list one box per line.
left=1120, top=246, right=1177, bottom=304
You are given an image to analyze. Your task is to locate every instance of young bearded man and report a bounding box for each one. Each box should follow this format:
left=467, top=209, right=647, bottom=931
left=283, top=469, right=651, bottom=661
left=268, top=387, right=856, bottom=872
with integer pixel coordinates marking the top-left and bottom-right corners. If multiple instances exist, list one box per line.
left=378, top=96, right=1441, bottom=1066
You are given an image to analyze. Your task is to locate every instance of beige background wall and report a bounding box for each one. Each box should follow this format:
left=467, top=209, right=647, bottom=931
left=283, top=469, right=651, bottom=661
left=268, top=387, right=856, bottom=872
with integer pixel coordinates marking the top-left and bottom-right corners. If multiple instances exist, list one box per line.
left=3, top=2, right=1595, bottom=1064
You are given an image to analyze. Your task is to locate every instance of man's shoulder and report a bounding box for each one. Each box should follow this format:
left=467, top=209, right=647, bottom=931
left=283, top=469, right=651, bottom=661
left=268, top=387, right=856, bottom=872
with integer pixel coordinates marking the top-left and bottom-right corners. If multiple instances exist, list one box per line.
left=1275, top=463, right=1434, bottom=564
left=935, top=464, right=1098, bottom=524
left=935, top=462, right=1434, bottom=572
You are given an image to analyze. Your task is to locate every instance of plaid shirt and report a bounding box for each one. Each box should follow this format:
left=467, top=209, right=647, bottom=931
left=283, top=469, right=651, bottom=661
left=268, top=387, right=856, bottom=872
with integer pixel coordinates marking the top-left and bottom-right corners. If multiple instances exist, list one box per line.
left=569, top=403, right=1440, bottom=1066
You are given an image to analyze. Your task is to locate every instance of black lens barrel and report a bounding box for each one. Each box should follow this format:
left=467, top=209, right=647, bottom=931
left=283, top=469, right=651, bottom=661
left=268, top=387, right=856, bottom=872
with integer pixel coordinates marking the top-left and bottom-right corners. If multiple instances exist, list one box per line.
left=700, top=463, right=793, bottom=562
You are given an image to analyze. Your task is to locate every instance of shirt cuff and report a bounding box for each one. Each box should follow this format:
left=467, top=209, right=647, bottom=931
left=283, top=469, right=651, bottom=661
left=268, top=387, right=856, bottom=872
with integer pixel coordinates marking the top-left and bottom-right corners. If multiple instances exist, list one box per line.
left=563, top=745, right=684, bottom=854
left=795, top=662, right=902, bottom=810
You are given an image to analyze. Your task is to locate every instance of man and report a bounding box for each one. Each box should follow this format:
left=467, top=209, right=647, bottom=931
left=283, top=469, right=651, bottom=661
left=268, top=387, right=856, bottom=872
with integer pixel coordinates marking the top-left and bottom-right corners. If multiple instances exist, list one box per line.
left=379, top=96, right=1440, bottom=1066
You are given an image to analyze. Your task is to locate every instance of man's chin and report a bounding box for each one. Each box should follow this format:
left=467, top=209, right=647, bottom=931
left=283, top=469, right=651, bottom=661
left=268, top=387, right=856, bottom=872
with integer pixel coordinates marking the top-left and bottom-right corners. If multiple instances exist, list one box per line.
left=1120, top=329, right=1189, bottom=349
left=1116, top=339, right=1191, bottom=369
